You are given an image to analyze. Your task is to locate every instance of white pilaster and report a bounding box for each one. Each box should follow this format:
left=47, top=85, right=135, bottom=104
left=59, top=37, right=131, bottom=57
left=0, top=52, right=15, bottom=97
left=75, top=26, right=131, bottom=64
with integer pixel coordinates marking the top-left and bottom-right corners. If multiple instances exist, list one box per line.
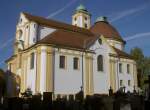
left=40, top=46, right=47, bottom=93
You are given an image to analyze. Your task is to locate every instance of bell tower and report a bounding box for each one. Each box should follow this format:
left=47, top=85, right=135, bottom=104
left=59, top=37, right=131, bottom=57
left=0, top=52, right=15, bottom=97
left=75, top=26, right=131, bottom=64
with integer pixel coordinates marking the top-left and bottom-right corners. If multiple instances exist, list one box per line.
left=72, top=4, right=91, bottom=29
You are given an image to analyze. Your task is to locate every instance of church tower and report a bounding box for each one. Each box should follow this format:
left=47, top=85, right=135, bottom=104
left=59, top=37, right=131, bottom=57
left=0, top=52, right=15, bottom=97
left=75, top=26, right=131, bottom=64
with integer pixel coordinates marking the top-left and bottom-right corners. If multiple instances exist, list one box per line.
left=72, top=4, right=91, bottom=29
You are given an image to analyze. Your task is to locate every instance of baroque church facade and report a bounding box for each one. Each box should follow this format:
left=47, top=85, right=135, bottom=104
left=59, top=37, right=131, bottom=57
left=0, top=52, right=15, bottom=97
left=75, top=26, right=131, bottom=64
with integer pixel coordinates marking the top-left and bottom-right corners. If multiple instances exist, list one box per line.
left=6, top=5, right=137, bottom=96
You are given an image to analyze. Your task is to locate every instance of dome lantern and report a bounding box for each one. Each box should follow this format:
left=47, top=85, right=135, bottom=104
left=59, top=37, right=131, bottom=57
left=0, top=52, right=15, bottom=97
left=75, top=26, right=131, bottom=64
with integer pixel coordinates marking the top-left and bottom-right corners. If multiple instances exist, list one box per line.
left=76, top=4, right=87, bottom=11
left=96, top=16, right=108, bottom=23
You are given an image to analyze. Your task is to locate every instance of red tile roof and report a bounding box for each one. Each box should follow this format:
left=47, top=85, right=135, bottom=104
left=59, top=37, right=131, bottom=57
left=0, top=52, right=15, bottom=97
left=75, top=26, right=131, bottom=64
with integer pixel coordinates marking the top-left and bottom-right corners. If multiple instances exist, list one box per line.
left=23, top=12, right=131, bottom=60
left=23, top=12, right=93, bottom=36
left=38, top=29, right=98, bottom=49
left=111, top=46, right=133, bottom=59
left=90, top=22, right=126, bottom=43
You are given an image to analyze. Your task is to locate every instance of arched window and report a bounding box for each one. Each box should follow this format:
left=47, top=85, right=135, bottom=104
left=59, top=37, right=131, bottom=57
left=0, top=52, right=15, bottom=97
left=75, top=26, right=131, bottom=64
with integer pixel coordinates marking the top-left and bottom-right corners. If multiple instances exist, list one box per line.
left=98, top=38, right=102, bottom=45
left=97, top=55, right=103, bottom=71
left=30, top=53, right=34, bottom=69
left=18, top=30, right=23, bottom=40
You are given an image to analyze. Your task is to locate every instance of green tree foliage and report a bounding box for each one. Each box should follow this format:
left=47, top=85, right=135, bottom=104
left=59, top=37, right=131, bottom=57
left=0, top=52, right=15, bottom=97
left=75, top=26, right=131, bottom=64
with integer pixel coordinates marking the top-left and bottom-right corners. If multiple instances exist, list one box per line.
left=130, top=47, right=144, bottom=71
left=130, top=47, right=150, bottom=89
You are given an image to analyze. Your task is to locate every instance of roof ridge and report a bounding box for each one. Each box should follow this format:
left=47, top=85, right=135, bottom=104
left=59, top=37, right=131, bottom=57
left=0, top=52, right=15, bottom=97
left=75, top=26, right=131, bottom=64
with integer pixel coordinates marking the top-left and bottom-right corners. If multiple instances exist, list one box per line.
left=22, top=12, right=93, bottom=36
left=90, top=21, right=126, bottom=43
left=111, top=46, right=133, bottom=59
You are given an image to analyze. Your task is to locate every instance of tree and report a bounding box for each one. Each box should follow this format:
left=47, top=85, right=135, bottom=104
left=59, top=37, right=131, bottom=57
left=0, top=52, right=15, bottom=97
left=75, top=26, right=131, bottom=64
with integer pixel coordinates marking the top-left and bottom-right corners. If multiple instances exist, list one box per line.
left=130, top=47, right=144, bottom=71
left=130, top=47, right=150, bottom=89
left=0, top=69, right=6, bottom=103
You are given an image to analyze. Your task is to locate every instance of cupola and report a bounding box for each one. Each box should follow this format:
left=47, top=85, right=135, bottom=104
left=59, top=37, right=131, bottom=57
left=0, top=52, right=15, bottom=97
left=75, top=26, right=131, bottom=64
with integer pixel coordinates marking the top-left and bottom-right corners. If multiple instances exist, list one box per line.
left=72, top=4, right=91, bottom=29
left=96, top=16, right=108, bottom=23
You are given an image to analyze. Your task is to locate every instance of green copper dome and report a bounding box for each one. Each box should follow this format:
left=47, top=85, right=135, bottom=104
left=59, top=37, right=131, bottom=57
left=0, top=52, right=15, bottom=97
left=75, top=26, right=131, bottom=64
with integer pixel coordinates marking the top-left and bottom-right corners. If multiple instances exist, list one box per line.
left=75, top=4, right=90, bottom=15
left=76, top=4, right=87, bottom=11
left=96, top=16, right=108, bottom=23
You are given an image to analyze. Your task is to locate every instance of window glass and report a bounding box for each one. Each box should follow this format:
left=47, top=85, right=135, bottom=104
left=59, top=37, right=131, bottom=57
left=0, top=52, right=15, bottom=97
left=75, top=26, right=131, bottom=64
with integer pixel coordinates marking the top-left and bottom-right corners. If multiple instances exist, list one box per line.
left=73, top=57, right=79, bottom=70
left=119, top=63, right=122, bottom=73
left=127, top=64, right=130, bottom=74
left=120, top=80, right=123, bottom=86
left=98, top=38, right=102, bottom=45
left=74, top=17, right=77, bottom=21
left=60, top=56, right=65, bottom=69
left=84, top=23, right=88, bottom=28
left=30, top=53, right=34, bottom=69
left=85, top=17, right=87, bottom=20
left=97, top=55, right=103, bottom=71
left=128, top=80, right=131, bottom=86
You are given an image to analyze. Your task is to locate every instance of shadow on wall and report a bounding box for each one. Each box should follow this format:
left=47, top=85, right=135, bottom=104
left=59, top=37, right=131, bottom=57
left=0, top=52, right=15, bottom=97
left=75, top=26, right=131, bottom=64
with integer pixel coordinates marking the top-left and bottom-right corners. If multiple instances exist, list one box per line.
left=5, top=70, right=20, bottom=97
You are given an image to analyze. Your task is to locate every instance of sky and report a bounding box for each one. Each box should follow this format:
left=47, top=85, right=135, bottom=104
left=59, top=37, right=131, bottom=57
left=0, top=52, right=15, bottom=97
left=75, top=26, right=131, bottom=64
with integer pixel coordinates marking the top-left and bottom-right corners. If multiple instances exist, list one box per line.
left=0, top=0, right=150, bottom=69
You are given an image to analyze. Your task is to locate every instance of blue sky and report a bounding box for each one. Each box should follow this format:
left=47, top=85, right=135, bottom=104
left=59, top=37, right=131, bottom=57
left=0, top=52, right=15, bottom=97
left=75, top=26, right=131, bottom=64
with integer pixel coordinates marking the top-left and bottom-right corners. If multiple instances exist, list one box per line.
left=0, top=0, right=150, bottom=69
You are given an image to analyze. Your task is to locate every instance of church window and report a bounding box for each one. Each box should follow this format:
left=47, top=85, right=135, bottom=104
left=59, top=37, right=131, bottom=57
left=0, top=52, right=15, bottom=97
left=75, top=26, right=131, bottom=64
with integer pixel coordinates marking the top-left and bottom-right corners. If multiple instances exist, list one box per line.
left=85, top=17, right=87, bottom=20
left=60, top=56, right=66, bottom=69
left=98, top=38, right=102, bottom=45
left=73, top=57, right=79, bottom=70
left=97, top=55, right=103, bottom=71
left=74, top=17, right=77, bottom=21
left=20, top=18, right=22, bottom=23
left=119, top=63, right=122, bottom=73
left=34, top=24, right=36, bottom=28
left=84, top=23, right=88, bottom=28
left=127, top=64, right=130, bottom=74
left=30, top=53, right=34, bottom=69
left=120, top=80, right=123, bottom=86
left=128, top=80, right=131, bottom=86
left=26, top=25, right=29, bottom=29
left=18, top=30, right=23, bottom=40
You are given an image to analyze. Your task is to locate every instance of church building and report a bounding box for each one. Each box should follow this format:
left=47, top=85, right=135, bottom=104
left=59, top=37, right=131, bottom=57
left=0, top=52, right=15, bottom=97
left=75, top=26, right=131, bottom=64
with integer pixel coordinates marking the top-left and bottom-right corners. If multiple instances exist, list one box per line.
left=6, top=5, right=137, bottom=96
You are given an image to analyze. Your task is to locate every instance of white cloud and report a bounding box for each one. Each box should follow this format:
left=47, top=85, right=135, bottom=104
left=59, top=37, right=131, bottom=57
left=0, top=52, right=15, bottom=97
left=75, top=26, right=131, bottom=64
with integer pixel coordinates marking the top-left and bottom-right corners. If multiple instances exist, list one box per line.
left=0, top=38, right=13, bottom=50
left=110, top=4, right=148, bottom=22
left=47, top=0, right=78, bottom=18
left=125, top=32, right=150, bottom=41
left=0, top=0, right=78, bottom=51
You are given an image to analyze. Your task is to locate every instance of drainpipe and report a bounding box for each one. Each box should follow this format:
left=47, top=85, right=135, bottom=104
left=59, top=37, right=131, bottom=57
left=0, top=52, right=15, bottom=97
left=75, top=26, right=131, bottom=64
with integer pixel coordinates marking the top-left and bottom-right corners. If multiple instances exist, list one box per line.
left=52, top=48, right=55, bottom=96
left=116, top=59, right=120, bottom=90
left=81, top=51, right=84, bottom=92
